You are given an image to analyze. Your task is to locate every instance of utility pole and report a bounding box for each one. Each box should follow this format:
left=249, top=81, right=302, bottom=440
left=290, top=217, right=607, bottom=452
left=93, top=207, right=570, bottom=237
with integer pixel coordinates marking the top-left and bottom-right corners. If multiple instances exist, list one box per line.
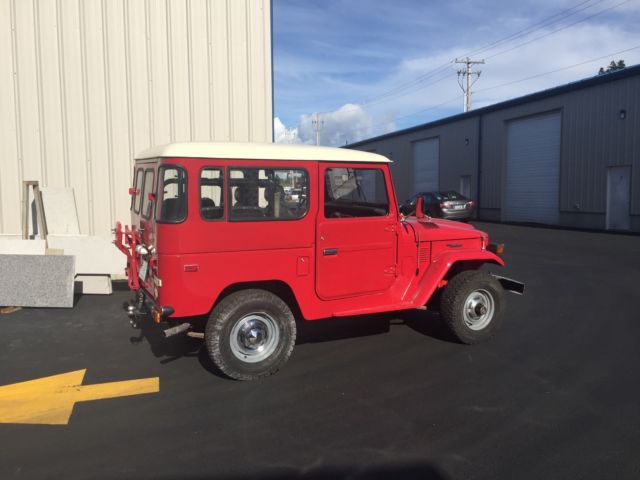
left=312, top=113, right=324, bottom=146
left=455, top=57, right=485, bottom=113
left=285, top=128, right=296, bottom=144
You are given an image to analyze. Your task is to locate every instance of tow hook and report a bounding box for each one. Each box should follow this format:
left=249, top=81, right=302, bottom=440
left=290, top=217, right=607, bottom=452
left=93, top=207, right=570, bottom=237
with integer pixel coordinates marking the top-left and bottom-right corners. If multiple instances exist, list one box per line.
left=126, top=291, right=147, bottom=328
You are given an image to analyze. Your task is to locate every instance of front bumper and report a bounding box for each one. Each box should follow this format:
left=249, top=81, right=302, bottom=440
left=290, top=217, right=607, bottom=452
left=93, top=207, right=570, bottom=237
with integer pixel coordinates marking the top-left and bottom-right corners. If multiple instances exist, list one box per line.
left=492, top=274, right=525, bottom=295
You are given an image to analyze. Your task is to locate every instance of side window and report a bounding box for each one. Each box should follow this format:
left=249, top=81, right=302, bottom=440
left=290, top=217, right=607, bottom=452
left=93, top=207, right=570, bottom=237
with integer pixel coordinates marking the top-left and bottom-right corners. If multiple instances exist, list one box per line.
left=131, top=168, right=143, bottom=213
left=200, top=168, right=224, bottom=220
left=140, top=169, right=155, bottom=219
left=156, top=166, right=187, bottom=223
left=324, top=168, right=389, bottom=218
left=228, top=167, right=308, bottom=221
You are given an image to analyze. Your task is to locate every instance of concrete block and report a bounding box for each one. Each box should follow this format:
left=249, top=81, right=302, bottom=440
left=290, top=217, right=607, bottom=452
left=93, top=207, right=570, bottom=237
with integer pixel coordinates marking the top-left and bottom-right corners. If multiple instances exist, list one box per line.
left=0, top=238, right=46, bottom=255
left=47, top=234, right=125, bottom=275
left=74, top=275, right=113, bottom=295
left=0, top=255, right=75, bottom=308
left=40, top=187, right=80, bottom=234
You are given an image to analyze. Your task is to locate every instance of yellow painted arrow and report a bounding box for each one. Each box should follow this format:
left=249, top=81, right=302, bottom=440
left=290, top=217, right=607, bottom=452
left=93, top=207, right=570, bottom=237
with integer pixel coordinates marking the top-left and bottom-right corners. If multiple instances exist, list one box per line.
left=0, top=369, right=159, bottom=425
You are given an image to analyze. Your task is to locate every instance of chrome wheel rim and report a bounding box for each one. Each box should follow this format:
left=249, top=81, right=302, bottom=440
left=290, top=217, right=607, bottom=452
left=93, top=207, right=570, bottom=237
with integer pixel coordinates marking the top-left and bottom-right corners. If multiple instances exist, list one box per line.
left=463, top=289, right=494, bottom=331
left=230, top=313, right=280, bottom=363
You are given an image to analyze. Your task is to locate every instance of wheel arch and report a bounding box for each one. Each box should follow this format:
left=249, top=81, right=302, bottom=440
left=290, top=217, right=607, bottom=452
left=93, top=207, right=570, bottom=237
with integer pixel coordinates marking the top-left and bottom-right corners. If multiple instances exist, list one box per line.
left=415, top=251, right=504, bottom=307
left=212, top=280, right=304, bottom=321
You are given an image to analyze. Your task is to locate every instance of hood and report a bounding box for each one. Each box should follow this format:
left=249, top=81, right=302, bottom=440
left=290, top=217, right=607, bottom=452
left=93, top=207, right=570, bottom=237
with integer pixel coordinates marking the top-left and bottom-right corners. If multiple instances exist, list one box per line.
left=404, top=217, right=487, bottom=243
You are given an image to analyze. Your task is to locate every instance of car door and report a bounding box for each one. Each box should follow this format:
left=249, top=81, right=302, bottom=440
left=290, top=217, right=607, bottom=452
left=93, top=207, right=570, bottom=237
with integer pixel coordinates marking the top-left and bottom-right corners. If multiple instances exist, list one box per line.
left=316, top=164, right=397, bottom=300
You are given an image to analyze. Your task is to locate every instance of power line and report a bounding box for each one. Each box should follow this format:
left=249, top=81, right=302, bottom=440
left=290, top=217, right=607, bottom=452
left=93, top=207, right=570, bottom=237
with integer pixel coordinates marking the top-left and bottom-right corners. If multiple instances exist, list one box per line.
left=476, top=45, right=640, bottom=93
left=293, top=0, right=636, bottom=140
left=485, top=0, right=633, bottom=60
left=367, top=45, right=640, bottom=137
left=352, top=0, right=610, bottom=109
left=465, top=0, right=605, bottom=58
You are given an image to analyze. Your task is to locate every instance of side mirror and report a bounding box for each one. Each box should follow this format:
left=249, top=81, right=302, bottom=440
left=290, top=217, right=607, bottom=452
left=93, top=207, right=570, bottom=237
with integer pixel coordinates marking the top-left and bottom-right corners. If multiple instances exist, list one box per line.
left=415, top=196, right=425, bottom=219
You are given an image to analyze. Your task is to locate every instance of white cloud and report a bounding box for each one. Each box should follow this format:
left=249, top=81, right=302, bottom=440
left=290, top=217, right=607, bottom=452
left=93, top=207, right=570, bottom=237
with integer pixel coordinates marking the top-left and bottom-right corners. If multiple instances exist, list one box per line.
left=277, top=104, right=383, bottom=147
left=273, top=116, right=298, bottom=144
left=300, top=104, right=371, bottom=146
left=275, top=1, right=640, bottom=142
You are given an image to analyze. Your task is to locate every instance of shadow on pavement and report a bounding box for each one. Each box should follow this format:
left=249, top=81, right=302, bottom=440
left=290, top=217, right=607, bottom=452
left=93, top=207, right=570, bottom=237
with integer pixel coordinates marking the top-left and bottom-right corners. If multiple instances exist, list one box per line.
left=149, top=460, right=450, bottom=480
left=127, top=302, right=456, bottom=379
left=397, top=309, right=459, bottom=344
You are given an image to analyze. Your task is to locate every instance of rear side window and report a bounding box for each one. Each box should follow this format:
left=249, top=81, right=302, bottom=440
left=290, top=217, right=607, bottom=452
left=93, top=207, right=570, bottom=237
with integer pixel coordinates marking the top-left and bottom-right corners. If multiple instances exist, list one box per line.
left=228, top=167, right=308, bottom=221
left=140, top=169, right=155, bottom=219
left=324, top=168, right=389, bottom=218
left=131, top=168, right=143, bottom=212
left=156, top=166, right=187, bottom=223
left=200, top=168, right=224, bottom=220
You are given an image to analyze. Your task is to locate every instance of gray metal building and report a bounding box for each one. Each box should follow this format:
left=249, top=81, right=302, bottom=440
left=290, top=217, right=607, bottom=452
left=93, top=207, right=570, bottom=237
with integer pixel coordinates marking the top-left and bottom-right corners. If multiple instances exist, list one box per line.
left=348, top=66, right=640, bottom=232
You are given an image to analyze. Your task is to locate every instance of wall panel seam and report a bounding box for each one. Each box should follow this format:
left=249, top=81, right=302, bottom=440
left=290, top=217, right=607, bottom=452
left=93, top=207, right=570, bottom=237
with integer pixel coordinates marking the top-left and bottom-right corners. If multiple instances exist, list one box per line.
left=10, top=0, right=25, bottom=219
left=245, top=0, right=252, bottom=140
left=123, top=0, right=134, bottom=172
left=225, top=0, right=233, bottom=139
left=186, top=0, right=194, bottom=141
left=166, top=0, right=175, bottom=142
left=144, top=0, right=154, bottom=147
left=206, top=0, right=214, bottom=139
left=102, top=0, right=116, bottom=226
left=33, top=0, right=47, bottom=185
left=78, top=0, right=95, bottom=234
left=55, top=0, right=70, bottom=187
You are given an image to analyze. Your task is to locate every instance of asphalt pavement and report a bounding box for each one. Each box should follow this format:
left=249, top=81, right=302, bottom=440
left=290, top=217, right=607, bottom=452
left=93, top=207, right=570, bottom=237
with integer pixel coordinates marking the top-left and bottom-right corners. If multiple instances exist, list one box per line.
left=1, top=222, right=639, bottom=480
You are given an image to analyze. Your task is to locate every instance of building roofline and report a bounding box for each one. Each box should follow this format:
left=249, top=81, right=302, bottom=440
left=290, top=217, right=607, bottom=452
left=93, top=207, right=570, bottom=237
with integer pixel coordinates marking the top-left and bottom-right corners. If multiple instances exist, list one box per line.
left=347, top=64, right=640, bottom=147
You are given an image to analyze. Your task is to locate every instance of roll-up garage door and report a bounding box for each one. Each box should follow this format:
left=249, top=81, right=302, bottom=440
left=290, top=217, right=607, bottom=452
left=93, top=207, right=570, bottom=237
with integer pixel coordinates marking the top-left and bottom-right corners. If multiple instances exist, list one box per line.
left=504, top=112, right=561, bottom=224
left=412, top=138, right=439, bottom=193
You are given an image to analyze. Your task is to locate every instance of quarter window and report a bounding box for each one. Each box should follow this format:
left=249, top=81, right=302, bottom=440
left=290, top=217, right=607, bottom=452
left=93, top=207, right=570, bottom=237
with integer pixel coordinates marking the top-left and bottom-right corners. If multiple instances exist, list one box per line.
left=228, top=168, right=308, bottom=221
left=200, top=168, right=224, bottom=220
left=140, top=169, right=155, bottom=219
left=156, top=166, right=187, bottom=223
left=324, top=168, right=389, bottom=218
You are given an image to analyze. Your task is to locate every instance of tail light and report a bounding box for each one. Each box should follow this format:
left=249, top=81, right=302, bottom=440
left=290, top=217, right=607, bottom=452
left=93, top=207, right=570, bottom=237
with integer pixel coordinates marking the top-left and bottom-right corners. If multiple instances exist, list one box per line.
left=440, top=202, right=452, bottom=209
left=467, top=201, right=475, bottom=208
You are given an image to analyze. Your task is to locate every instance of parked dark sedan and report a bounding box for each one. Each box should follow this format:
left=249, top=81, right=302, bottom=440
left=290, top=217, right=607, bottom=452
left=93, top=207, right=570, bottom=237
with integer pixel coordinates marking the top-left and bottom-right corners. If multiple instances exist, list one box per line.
left=400, top=191, right=475, bottom=221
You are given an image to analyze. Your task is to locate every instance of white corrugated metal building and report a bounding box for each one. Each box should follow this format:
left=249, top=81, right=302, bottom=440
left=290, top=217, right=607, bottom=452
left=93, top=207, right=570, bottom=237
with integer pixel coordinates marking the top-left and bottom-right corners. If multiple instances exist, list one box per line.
left=0, top=0, right=273, bottom=238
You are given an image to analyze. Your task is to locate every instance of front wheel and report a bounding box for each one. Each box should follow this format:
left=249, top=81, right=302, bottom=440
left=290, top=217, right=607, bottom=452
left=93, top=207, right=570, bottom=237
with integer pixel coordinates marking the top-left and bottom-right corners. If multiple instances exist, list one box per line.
left=205, top=289, right=297, bottom=380
left=439, top=270, right=505, bottom=344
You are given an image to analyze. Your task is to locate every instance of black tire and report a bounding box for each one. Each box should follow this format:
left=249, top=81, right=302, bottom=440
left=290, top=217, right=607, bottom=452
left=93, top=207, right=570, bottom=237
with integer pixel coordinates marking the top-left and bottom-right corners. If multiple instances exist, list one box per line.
left=205, top=289, right=296, bottom=380
left=440, top=270, right=505, bottom=344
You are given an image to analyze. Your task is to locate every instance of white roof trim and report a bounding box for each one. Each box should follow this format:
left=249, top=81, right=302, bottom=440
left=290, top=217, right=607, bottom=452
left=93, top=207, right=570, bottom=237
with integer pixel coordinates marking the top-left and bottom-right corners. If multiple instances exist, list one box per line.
left=135, top=142, right=391, bottom=163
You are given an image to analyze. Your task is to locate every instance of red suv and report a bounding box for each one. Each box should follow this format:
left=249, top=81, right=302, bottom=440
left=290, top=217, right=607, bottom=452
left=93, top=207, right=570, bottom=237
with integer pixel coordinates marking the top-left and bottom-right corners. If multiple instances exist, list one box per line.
left=115, top=142, right=523, bottom=380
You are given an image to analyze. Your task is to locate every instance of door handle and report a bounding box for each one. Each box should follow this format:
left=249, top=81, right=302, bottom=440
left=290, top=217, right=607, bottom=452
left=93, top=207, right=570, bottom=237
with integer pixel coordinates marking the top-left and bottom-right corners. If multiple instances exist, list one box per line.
left=323, top=248, right=338, bottom=256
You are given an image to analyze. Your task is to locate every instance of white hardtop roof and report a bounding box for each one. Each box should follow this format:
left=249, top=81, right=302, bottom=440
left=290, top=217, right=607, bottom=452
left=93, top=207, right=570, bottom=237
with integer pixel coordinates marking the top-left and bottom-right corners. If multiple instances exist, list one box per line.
left=135, top=142, right=391, bottom=163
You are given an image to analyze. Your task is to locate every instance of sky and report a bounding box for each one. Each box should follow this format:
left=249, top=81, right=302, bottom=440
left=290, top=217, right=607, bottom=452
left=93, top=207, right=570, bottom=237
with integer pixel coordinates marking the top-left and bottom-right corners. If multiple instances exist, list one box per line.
left=272, top=0, right=640, bottom=146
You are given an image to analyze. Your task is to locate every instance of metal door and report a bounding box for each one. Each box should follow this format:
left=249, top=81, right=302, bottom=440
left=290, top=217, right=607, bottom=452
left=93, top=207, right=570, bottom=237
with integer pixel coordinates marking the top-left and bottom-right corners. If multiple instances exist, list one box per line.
left=412, top=138, right=439, bottom=193
left=504, top=112, right=561, bottom=224
left=460, top=175, right=471, bottom=198
left=606, top=166, right=631, bottom=230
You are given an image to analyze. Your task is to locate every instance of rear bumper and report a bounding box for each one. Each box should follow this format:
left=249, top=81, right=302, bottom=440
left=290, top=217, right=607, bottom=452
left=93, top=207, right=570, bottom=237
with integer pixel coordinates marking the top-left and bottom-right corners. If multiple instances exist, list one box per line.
left=441, top=210, right=473, bottom=220
left=129, top=288, right=174, bottom=321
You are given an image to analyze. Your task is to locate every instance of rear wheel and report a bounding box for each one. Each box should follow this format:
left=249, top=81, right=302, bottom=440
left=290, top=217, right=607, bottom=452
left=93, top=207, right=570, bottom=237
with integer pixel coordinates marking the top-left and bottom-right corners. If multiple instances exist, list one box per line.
left=440, top=270, right=505, bottom=344
left=205, top=289, right=296, bottom=380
